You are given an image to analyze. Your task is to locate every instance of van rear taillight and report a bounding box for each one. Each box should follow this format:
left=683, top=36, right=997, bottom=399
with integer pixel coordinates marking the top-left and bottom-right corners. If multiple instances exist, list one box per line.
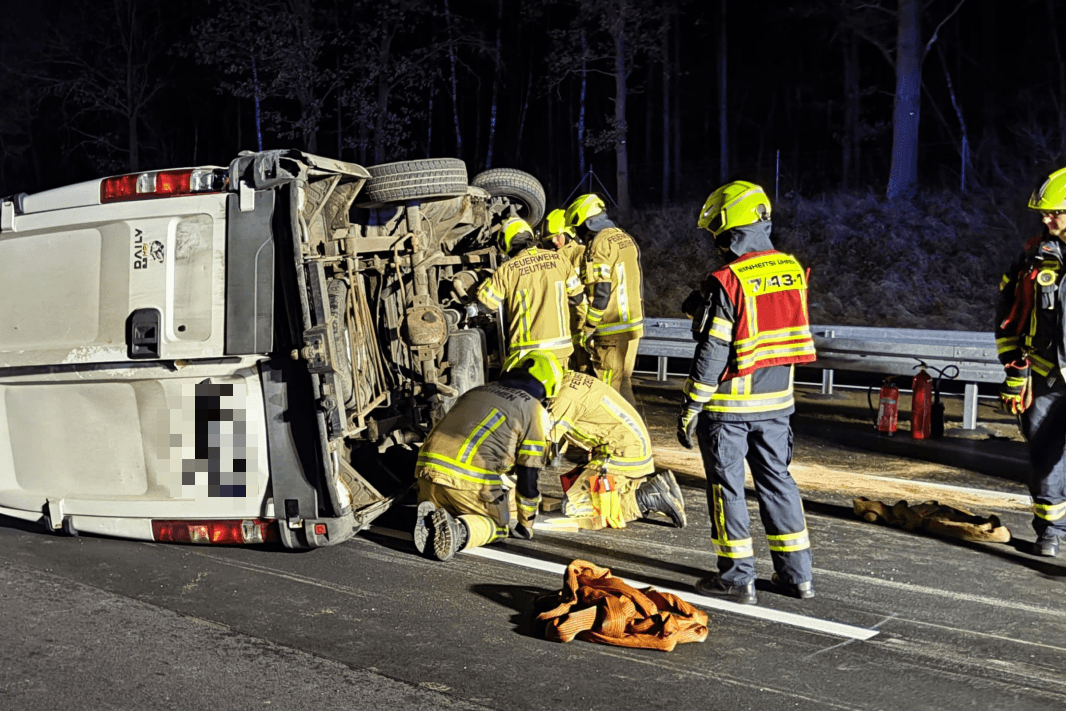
left=151, top=519, right=277, bottom=545
left=101, top=169, right=226, bottom=203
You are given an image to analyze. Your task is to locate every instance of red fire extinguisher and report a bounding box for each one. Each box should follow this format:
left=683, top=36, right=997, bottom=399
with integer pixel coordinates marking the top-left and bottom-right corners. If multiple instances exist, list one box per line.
left=876, top=378, right=899, bottom=435
left=911, top=366, right=934, bottom=440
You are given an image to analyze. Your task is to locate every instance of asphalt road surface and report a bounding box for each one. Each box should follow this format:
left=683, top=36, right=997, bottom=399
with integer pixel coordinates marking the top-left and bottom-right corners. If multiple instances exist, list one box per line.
left=2, top=380, right=1063, bottom=711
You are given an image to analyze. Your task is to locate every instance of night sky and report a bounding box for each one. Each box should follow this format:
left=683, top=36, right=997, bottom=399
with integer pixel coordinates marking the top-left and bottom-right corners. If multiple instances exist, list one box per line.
left=0, top=0, right=1062, bottom=208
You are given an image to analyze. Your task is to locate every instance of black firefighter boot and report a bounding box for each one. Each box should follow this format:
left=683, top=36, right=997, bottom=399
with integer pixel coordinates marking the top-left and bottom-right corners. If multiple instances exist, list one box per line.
left=414, top=502, right=470, bottom=561
left=636, top=470, right=687, bottom=528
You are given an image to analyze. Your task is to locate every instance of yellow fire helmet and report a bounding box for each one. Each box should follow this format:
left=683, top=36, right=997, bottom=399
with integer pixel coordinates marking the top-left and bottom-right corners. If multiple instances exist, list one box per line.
left=564, top=194, right=605, bottom=228
left=697, top=180, right=772, bottom=237
left=502, top=350, right=563, bottom=399
left=542, top=208, right=574, bottom=242
left=1029, top=167, right=1066, bottom=212
left=499, top=217, right=535, bottom=254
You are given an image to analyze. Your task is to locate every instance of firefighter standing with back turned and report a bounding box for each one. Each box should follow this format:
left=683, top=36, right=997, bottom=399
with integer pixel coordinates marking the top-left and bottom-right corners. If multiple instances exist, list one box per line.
left=542, top=209, right=592, bottom=373
left=476, top=217, right=586, bottom=366
left=413, top=352, right=561, bottom=561
left=995, top=166, right=1066, bottom=557
left=677, top=180, right=818, bottom=605
left=565, top=194, right=645, bottom=408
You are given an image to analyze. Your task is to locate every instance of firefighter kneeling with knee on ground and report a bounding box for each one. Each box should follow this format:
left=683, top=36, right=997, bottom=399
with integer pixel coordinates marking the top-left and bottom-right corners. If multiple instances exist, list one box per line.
left=548, top=369, right=686, bottom=530
left=413, top=351, right=561, bottom=561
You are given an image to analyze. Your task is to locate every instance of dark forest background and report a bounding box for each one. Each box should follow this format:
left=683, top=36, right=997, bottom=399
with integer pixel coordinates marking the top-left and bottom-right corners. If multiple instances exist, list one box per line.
left=1, top=0, right=1064, bottom=329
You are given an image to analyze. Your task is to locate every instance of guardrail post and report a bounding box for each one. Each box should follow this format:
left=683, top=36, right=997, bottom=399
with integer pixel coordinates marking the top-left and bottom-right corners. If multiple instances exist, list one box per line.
left=821, top=369, right=834, bottom=396
left=963, top=383, right=978, bottom=430
left=657, top=356, right=668, bottom=382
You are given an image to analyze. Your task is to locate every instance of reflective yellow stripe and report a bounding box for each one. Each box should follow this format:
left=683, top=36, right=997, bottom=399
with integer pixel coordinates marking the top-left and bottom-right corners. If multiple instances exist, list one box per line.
left=1034, top=501, right=1066, bottom=521
left=705, top=368, right=794, bottom=413
left=519, top=438, right=546, bottom=458
left=996, top=336, right=1020, bottom=354
left=459, top=409, right=505, bottom=463
left=735, top=341, right=817, bottom=371
left=999, top=273, right=1011, bottom=291
left=1030, top=353, right=1054, bottom=377
left=734, top=325, right=813, bottom=351
left=588, top=263, right=611, bottom=282
left=416, top=452, right=500, bottom=486
left=517, top=289, right=532, bottom=346
left=713, top=537, right=754, bottom=558
left=594, top=320, right=644, bottom=336
left=767, top=529, right=810, bottom=552
left=684, top=377, right=717, bottom=402
left=517, top=495, right=541, bottom=514
left=709, top=317, right=733, bottom=342
left=712, top=484, right=754, bottom=559
left=478, top=281, right=503, bottom=309
left=556, top=281, right=568, bottom=340
left=616, top=263, right=629, bottom=322
left=509, top=335, right=572, bottom=351
left=606, top=454, right=655, bottom=472
left=600, top=396, right=649, bottom=456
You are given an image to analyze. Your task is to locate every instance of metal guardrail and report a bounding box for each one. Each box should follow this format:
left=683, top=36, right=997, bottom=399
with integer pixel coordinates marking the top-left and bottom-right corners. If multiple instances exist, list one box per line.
left=637, top=318, right=1005, bottom=430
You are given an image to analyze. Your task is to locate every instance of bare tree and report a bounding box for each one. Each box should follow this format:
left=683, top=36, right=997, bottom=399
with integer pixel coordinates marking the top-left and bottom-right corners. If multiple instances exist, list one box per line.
left=547, top=0, right=658, bottom=220
left=31, top=0, right=169, bottom=172
left=192, top=0, right=350, bottom=154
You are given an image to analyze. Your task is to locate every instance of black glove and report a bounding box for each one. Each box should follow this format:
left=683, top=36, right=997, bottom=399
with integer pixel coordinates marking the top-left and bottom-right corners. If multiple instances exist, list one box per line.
left=680, top=289, right=705, bottom=318
left=510, top=523, right=534, bottom=540
left=677, top=403, right=701, bottom=449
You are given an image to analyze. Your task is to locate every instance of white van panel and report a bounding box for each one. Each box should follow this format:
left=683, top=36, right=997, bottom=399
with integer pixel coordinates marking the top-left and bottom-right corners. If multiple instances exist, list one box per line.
left=0, top=194, right=229, bottom=367
left=0, top=229, right=103, bottom=351
left=5, top=382, right=147, bottom=496
left=0, top=360, right=270, bottom=522
left=19, top=178, right=103, bottom=215
left=69, top=515, right=155, bottom=541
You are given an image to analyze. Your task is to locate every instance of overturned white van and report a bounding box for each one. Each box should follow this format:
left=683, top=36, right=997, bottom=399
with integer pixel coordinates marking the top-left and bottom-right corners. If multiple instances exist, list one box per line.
left=0, top=149, right=545, bottom=548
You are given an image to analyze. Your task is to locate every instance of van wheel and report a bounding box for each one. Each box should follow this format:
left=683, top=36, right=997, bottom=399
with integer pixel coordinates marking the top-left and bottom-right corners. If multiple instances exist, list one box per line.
left=362, top=159, right=468, bottom=203
left=471, top=168, right=546, bottom=226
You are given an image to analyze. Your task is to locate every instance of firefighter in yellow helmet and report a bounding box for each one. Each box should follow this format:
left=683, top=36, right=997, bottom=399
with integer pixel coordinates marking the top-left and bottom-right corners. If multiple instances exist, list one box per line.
left=475, top=217, right=586, bottom=365
left=680, top=180, right=817, bottom=605
left=541, top=208, right=592, bottom=373
left=543, top=208, right=586, bottom=270
left=564, top=194, right=645, bottom=407
left=413, top=351, right=562, bottom=561
left=548, top=369, right=686, bottom=530
left=995, top=166, right=1066, bottom=557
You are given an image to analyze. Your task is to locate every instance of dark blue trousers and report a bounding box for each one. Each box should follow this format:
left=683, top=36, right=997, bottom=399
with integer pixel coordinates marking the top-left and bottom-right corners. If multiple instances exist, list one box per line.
left=696, top=415, right=813, bottom=585
left=1020, top=375, right=1066, bottom=539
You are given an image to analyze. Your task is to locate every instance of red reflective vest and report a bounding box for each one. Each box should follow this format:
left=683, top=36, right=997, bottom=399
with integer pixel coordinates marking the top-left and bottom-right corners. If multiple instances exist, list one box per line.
left=710, top=250, right=817, bottom=380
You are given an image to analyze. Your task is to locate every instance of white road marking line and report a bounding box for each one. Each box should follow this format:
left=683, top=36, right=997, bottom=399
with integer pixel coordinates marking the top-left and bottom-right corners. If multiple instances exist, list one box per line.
left=822, top=568, right=1066, bottom=619
left=367, top=525, right=877, bottom=641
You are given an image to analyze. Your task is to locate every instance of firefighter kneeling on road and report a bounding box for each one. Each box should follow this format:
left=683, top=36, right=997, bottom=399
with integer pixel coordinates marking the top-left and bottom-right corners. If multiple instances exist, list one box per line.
left=677, top=180, right=817, bottom=605
left=995, top=165, right=1066, bottom=558
left=549, top=369, right=686, bottom=530
left=413, top=352, right=561, bottom=561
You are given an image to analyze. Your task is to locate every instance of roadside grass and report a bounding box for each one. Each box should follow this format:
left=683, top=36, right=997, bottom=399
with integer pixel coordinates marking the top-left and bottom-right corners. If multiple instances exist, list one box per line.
left=628, top=190, right=1036, bottom=331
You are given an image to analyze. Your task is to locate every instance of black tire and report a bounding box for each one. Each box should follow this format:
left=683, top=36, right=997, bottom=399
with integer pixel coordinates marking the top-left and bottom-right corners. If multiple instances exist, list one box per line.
left=362, top=158, right=468, bottom=203
left=471, top=168, right=547, bottom=226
